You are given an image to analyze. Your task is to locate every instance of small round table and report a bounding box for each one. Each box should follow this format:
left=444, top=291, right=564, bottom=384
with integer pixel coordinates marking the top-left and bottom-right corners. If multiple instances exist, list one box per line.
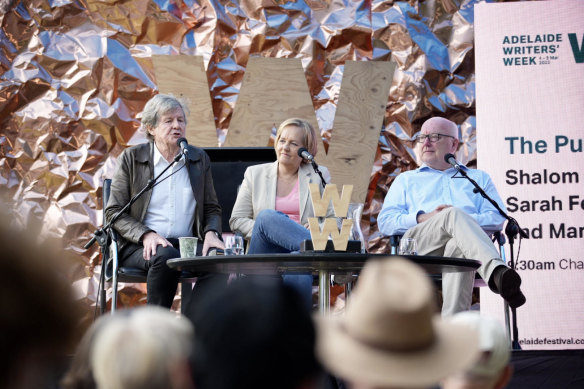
left=168, top=253, right=480, bottom=314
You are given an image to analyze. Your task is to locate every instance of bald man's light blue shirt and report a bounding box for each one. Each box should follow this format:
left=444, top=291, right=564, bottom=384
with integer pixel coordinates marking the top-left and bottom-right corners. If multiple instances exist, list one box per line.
left=377, top=164, right=506, bottom=236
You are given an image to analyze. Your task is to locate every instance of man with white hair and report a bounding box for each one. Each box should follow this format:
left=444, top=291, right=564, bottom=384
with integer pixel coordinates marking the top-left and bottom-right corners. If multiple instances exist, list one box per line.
left=442, top=311, right=513, bottom=389
left=90, top=306, right=194, bottom=389
left=378, top=117, right=526, bottom=315
left=105, top=94, right=224, bottom=309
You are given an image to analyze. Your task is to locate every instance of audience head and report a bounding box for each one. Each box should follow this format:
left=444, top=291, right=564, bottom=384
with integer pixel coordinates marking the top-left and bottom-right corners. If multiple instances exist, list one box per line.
left=141, top=93, right=189, bottom=142
left=419, top=117, right=459, bottom=170
left=442, top=311, right=512, bottom=389
left=275, top=118, right=319, bottom=164
left=0, top=220, right=81, bottom=389
left=90, top=306, right=194, bottom=389
left=190, top=277, right=321, bottom=389
left=316, top=257, right=479, bottom=389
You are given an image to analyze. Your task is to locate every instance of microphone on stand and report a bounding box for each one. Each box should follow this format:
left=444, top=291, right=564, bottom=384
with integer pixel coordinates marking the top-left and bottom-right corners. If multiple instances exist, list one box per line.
left=176, top=137, right=189, bottom=160
left=298, top=147, right=326, bottom=188
left=298, top=147, right=315, bottom=163
left=444, top=153, right=462, bottom=170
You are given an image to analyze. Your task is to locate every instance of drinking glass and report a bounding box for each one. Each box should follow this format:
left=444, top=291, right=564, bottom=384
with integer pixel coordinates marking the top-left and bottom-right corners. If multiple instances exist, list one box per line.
left=347, top=203, right=366, bottom=253
left=398, top=238, right=417, bottom=255
left=178, top=237, right=198, bottom=258
left=224, top=235, right=244, bottom=255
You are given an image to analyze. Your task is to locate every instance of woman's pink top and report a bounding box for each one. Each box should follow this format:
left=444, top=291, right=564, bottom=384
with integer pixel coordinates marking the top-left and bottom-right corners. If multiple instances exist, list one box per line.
left=275, top=179, right=301, bottom=224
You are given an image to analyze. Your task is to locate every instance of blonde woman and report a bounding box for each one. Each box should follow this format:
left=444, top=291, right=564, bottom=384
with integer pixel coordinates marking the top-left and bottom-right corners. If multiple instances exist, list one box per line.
left=230, top=118, right=332, bottom=308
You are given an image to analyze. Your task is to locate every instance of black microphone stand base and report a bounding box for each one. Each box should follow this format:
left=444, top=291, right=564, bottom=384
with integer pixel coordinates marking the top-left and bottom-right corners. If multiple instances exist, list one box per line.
left=505, top=219, right=524, bottom=350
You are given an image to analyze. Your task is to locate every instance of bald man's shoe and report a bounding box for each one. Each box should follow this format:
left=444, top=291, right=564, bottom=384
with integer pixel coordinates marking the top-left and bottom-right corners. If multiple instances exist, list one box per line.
left=489, top=266, right=526, bottom=309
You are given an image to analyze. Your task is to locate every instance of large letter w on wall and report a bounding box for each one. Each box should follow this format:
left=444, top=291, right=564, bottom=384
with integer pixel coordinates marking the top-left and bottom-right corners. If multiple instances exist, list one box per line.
left=153, top=56, right=396, bottom=205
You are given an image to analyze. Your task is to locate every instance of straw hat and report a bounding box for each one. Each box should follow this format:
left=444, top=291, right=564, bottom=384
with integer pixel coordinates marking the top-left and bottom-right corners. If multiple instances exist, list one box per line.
left=316, top=257, right=480, bottom=388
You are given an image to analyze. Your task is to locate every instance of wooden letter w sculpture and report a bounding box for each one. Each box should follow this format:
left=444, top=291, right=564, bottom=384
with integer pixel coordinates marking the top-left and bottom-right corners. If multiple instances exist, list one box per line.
left=307, top=183, right=354, bottom=251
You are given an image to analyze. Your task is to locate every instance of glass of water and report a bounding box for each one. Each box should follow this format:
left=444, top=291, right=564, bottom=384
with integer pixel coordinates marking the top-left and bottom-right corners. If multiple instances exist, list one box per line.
left=398, top=238, right=417, bottom=255
left=224, top=234, right=244, bottom=255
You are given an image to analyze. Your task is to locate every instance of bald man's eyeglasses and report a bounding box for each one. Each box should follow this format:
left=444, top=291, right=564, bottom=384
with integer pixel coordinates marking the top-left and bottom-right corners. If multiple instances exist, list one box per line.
left=416, top=133, right=456, bottom=144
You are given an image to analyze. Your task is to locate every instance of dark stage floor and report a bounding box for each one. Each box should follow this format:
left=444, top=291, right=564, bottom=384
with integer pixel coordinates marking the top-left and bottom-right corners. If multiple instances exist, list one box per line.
left=45, top=349, right=584, bottom=389
left=507, top=350, right=584, bottom=388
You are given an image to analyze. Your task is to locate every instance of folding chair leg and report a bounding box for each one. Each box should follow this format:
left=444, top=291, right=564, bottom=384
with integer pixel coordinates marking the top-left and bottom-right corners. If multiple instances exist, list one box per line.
left=99, top=245, right=108, bottom=315
left=111, top=240, right=119, bottom=314
left=99, top=279, right=107, bottom=314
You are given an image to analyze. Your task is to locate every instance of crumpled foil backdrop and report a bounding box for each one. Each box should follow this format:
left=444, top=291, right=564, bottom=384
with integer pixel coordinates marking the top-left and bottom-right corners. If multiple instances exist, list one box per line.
left=0, top=0, right=496, bottom=316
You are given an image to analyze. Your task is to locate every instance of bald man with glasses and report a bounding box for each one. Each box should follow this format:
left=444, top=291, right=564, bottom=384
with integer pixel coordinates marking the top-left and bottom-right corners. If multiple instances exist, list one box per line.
left=378, top=117, right=526, bottom=316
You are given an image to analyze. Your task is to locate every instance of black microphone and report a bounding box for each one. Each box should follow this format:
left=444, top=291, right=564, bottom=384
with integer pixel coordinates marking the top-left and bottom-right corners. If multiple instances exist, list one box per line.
left=444, top=153, right=461, bottom=170
left=298, top=147, right=325, bottom=187
left=177, top=137, right=189, bottom=156
left=298, top=147, right=314, bottom=162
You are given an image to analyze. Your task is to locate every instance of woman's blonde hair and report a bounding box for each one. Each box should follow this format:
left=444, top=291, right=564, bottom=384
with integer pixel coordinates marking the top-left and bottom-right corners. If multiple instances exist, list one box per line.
left=274, top=118, right=319, bottom=163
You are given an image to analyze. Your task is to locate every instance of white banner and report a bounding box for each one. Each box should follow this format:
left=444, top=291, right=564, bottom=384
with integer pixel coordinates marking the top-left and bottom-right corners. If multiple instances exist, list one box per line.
left=475, top=0, right=584, bottom=350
